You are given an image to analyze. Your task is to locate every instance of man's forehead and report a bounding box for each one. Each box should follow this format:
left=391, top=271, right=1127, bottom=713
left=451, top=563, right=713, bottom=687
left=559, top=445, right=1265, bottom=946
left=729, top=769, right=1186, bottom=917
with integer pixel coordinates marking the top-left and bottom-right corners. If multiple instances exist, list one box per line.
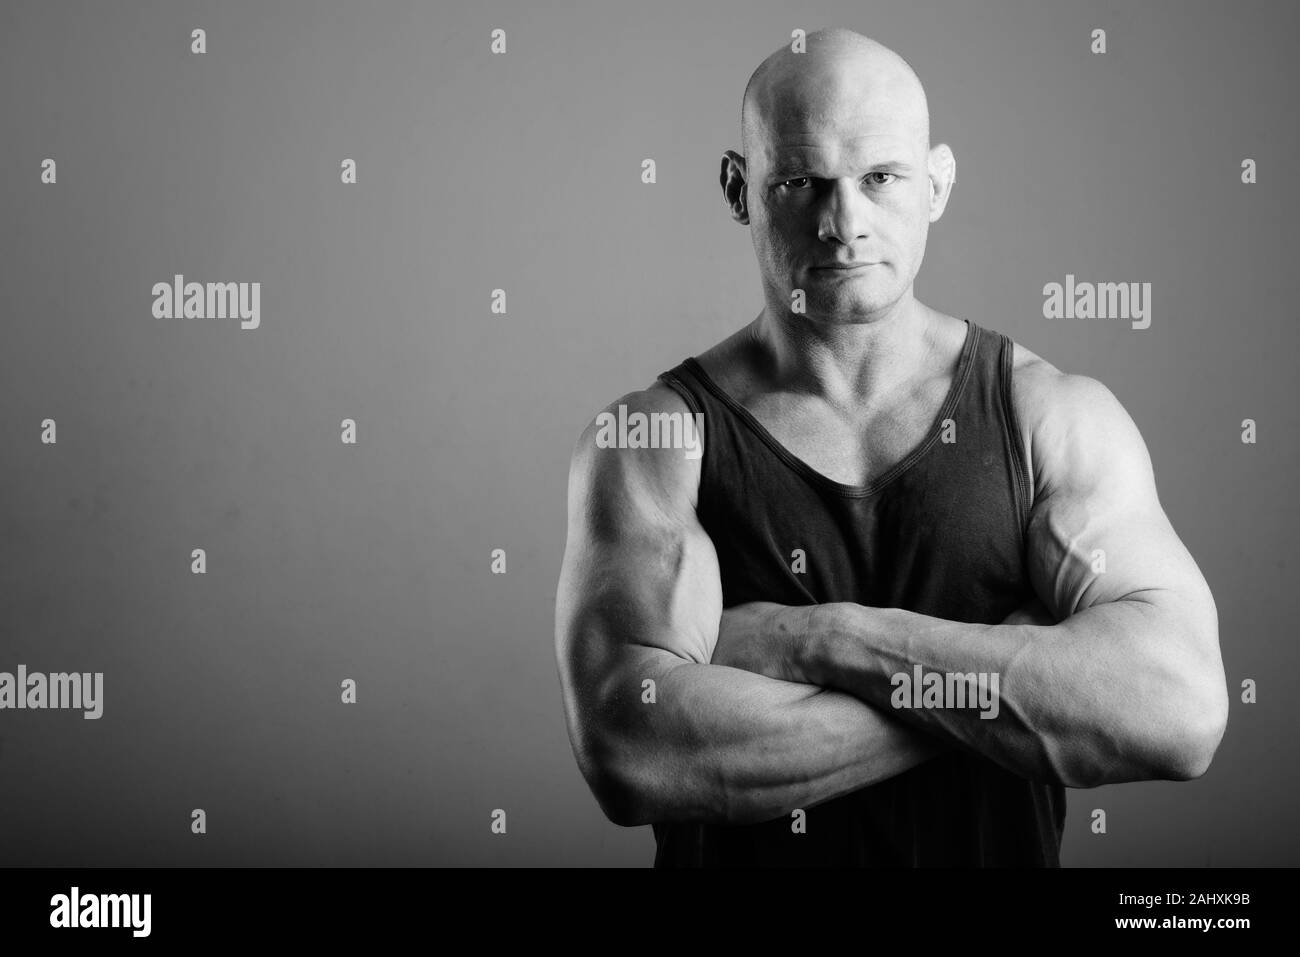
left=747, top=87, right=928, bottom=161
left=758, top=128, right=923, bottom=168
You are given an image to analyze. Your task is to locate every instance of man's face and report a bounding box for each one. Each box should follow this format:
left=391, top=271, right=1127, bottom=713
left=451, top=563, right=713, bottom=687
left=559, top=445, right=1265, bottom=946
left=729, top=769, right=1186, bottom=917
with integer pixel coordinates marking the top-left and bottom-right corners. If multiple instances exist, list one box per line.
left=747, top=117, right=934, bottom=323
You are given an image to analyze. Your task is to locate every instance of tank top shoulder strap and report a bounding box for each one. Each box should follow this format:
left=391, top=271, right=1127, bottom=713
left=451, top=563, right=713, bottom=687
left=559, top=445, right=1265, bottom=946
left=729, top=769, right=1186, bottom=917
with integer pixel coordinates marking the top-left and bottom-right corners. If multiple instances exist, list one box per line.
left=657, top=356, right=745, bottom=493
left=958, top=322, right=1033, bottom=524
left=657, top=359, right=708, bottom=416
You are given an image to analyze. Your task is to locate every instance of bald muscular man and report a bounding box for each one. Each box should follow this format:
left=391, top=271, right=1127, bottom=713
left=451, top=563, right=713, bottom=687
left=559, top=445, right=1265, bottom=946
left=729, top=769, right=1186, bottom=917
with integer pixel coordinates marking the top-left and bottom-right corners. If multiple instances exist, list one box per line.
left=554, top=28, right=1228, bottom=866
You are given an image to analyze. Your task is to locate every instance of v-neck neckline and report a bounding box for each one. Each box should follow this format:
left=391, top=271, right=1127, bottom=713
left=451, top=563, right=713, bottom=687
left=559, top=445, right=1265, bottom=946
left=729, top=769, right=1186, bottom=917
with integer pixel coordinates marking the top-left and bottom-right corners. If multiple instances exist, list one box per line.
left=682, top=319, right=980, bottom=499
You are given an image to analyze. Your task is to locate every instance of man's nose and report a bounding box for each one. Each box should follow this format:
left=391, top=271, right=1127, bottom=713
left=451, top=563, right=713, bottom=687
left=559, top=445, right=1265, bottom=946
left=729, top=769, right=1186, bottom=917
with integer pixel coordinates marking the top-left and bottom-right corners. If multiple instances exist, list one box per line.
left=817, top=178, right=870, bottom=246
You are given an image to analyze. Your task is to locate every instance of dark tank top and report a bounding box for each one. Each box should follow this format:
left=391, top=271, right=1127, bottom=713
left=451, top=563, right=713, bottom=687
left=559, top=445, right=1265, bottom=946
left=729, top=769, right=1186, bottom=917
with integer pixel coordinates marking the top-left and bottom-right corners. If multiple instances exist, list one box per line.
left=655, top=318, right=1066, bottom=867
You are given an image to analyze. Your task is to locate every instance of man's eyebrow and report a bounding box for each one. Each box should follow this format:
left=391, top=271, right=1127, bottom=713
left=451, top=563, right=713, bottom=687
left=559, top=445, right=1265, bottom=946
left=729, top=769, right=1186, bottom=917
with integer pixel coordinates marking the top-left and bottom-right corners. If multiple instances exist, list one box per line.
left=867, top=159, right=912, bottom=173
left=767, top=158, right=914, bottom=179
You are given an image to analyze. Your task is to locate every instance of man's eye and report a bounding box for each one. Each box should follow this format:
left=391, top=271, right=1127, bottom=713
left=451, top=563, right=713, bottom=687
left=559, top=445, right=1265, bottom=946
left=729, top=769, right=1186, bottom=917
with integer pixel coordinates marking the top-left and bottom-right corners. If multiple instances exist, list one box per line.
left=866, top=172, right=897, bottom=186
left=779, top=177, right=811, bottom=190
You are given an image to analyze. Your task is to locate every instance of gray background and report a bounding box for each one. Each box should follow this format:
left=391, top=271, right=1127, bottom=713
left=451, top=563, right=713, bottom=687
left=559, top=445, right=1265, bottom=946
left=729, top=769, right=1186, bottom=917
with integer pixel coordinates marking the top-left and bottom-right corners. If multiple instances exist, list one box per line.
left=1, top=0, right=1295, bottom=866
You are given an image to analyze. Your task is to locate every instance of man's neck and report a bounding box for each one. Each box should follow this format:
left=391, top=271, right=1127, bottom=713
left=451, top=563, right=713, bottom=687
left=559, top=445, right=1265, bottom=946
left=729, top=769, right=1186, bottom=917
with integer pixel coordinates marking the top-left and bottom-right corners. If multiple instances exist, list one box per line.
left=750, top=293, right=941, bottom=410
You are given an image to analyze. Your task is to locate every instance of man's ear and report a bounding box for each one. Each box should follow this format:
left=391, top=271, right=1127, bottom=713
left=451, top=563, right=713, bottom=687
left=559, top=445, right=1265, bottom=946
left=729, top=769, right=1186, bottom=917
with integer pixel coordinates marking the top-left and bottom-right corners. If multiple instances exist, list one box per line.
left=720, top=150, right=750, bottom=225
left=927, top=143, right=956, bottom=222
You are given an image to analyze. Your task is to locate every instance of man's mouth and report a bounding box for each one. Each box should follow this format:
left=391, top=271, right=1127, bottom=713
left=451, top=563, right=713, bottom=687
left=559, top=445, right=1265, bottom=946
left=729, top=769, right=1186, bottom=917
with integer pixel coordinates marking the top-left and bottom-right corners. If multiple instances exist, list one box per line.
left=811, top=262, right=880, bottom=272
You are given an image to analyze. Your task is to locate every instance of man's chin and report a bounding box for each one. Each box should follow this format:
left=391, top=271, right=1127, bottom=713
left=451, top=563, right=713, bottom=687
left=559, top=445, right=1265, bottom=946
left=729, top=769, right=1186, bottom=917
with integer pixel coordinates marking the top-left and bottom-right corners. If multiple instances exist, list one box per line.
left=802, top=293, right=894, bottom=324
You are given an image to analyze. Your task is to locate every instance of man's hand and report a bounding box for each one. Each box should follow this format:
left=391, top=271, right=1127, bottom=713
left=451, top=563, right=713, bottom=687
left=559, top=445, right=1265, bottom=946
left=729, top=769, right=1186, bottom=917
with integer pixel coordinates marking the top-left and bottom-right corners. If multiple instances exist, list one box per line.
left=711, top=602, right=811, bottom=681
left=998, top=595, right=1058, bottom=627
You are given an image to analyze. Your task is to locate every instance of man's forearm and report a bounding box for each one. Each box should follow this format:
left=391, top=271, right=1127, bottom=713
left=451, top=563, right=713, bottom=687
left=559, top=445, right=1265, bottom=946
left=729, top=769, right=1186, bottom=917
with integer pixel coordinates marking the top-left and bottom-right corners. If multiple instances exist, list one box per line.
left=715, top=599, right=1227, bottom=788
left=569, top=646, right=944, bottom=827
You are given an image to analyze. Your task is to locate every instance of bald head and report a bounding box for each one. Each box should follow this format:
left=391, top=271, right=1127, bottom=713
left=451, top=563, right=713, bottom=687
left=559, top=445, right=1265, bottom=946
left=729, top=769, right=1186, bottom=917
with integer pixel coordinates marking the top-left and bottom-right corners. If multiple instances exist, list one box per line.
left=722, top=29, right=955, bottom=324
left=741, top=29, right=929, bottom=162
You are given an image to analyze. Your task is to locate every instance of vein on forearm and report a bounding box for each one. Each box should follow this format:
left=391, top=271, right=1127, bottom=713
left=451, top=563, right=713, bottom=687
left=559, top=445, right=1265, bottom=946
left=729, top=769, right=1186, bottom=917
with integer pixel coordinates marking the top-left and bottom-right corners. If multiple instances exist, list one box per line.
left=818, top=598, right=1199, bottom=786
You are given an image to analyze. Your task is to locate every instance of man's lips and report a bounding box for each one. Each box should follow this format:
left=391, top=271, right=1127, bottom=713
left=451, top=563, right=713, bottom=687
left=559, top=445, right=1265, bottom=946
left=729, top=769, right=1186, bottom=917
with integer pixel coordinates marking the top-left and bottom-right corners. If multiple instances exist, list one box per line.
left=811, top=262, right=880, bottom=270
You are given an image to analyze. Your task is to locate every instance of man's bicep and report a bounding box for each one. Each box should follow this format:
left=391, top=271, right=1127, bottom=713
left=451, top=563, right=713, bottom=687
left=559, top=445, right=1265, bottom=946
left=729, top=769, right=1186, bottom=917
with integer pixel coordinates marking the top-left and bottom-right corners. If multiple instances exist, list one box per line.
left=557, top=390, right=724, bottom=675
left=1023, top=372, right=1214, bottom=623
left=558, top=520, right=722, bottom=676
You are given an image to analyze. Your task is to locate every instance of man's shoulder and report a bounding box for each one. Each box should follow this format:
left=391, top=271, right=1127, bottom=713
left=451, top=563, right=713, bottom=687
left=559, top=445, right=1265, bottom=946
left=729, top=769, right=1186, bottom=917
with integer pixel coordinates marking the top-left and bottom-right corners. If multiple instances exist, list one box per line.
left=566, top=381, right=703, bottom=505
left=1005, top=336, right=1148, bottom=500
left=1007, top=338, right=1127, bottom=429
left=1006, top=337, right=1064, bottom=411
left=567, top=324, right=753, bottom=492
left=582, top=381, right=698, bottom=437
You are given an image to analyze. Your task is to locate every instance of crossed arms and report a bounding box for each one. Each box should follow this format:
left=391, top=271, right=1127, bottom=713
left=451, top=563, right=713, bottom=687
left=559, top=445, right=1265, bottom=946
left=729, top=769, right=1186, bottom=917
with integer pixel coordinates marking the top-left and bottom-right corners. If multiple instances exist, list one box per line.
left=554, top=362, right=1228, bottom=827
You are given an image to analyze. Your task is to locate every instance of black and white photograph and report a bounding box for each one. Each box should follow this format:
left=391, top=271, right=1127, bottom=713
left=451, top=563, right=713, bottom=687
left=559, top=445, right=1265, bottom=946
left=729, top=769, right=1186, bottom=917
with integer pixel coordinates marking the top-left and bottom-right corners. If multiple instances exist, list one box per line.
left=1, top=0, right=1294, bottom=942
